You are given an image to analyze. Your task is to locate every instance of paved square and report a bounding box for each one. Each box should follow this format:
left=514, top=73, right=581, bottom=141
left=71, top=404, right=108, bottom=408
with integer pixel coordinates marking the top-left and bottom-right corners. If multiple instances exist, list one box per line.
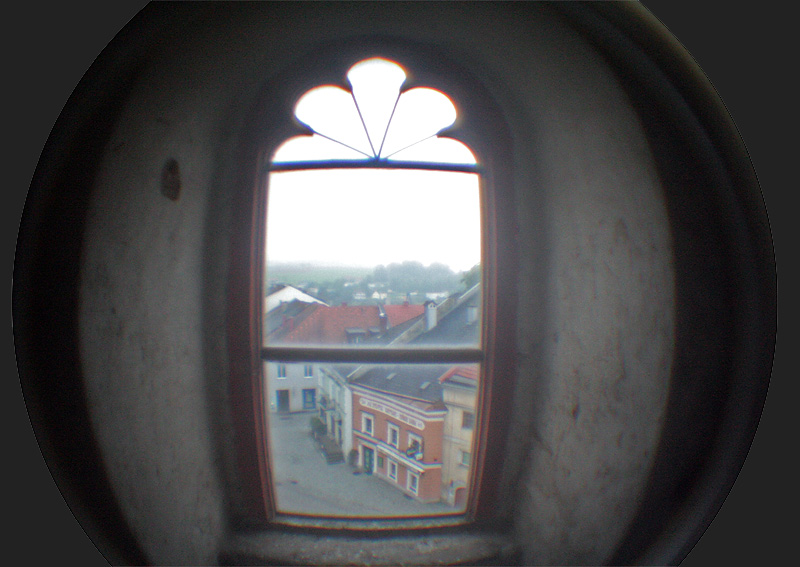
left=268, top=412, right=457, bottom=517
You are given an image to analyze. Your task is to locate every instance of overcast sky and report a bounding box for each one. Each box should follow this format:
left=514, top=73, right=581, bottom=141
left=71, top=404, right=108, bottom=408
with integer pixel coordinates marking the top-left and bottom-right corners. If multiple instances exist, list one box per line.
left=266, top=168, right=481, bottom=273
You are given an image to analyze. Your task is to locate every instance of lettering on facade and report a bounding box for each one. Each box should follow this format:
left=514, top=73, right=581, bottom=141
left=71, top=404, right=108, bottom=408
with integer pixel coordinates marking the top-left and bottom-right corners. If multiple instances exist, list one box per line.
left=360, top=398, right=425, bottom=430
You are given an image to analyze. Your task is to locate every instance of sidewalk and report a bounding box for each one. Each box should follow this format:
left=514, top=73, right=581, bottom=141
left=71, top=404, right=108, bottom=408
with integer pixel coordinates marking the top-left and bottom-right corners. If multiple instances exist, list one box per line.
left=268, top=412, right=456, bottom=517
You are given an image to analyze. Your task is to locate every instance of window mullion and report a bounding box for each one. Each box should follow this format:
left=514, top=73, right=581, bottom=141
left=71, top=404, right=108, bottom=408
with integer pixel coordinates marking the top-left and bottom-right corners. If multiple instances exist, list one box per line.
left=267, top=160, right=481, bottom=174
left=261, top=346, right=483, bottom=364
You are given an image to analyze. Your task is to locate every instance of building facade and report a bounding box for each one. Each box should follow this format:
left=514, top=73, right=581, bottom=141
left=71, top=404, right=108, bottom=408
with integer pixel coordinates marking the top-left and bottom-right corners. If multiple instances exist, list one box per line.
left=264, top=360, right=319, bottom=414
left=439, top=365, right=479, bottom=507
left=317, top=365, right=355, bottom=455
left=351, top=368, right=448, bottom=503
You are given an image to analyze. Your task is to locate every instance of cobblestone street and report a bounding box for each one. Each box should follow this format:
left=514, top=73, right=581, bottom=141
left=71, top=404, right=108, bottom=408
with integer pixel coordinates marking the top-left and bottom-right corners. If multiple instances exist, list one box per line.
left=268, top=412, right=456, bottom=517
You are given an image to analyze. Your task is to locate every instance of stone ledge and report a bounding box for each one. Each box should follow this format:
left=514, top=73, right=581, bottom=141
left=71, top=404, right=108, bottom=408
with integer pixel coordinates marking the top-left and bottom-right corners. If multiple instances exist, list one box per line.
left=219, top=529, right=518, bottom=566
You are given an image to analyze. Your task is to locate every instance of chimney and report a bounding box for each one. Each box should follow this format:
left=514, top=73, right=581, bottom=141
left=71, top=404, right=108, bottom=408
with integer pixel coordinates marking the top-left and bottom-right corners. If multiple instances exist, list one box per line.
left=378, top=304, right=388, bottom=332
left=425, top=301, right=437, bottom=331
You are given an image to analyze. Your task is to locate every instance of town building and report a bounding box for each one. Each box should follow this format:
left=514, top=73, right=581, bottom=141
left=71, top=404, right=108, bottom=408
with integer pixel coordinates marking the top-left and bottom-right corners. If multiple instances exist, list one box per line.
left=265, top=283, right=327, bottom=314
left=438, top=365, right=479, bottom=507
left=263, top=300, right=424, bottom=415
left=347, top=285, right=482, bottom=504
left=350, top=365, right=449, bottom=503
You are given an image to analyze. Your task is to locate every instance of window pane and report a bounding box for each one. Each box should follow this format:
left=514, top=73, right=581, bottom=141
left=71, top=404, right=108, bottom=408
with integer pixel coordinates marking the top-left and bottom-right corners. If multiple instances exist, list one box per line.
left=272, top=135, right=369, bottom=163
left=386, top=137, right=477, bottom=164
left=379, top=87, right=457, bottom=158
left=264, top=168, right=481, bottom=348
left=346, top=58, right=406, bottom=155
left=265, top=362, right=479, bottom=517
left=294, top=86, right=372, bottom=156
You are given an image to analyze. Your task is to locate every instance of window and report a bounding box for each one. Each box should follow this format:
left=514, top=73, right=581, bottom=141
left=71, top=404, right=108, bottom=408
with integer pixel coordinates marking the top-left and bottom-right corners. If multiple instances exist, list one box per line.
left=407, top=432, right=423, bottom=459
left=276, top=363, right=286, bottom=379
left=388, top=459, right=398, bottom=482
left=256, top=54, right=515, bottom=525
left=408, top=471, right=420, bottom=495
left=303, top=364, right=313, bottom=378
left=462, top=411, right=475, bottom=430
left=361, top=412, right=374, bottom=436
left=387, top=422, right=400, bottom=449
left=459, top=450, right=471, bottom=468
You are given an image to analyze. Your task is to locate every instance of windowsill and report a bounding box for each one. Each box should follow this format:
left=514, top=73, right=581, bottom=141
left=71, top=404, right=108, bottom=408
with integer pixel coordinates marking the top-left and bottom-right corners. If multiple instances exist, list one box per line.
left=219, top=528, right=518, bottom=565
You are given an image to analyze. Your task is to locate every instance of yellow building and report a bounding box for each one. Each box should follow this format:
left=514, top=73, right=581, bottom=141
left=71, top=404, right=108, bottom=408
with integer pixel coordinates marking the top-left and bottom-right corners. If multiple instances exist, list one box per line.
left=439, top=366, right=479, bottom=508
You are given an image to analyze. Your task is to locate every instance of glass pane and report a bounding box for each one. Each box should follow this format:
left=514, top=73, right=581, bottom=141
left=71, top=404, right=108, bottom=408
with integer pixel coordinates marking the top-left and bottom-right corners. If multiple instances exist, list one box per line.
left=380, top=88, right=457, bottom=158
left=264, top=168, right=481, bottom=348
left=347, top=58, right=406, bottom=155
left=294, top=86, right=373, bottom=156
left=386, top=137, right=477, bottom=165
left=265, top=362, right=480, bottom=518
left=272, top=135, right=371, bottom=163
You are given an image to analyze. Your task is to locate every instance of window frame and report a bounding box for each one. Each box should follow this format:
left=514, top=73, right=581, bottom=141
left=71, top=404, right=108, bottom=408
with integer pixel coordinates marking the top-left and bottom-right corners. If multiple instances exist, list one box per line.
left=462, top=410, right=475, bottom=430
left=361, top=411, right=374, bottom=437
left=227, top=42, right=517, bottom=530
left=407, top=431, right=423, bottom=459
left=387, top=422, right=400, bottom=449
left=407, top=471, right=420, bottom=495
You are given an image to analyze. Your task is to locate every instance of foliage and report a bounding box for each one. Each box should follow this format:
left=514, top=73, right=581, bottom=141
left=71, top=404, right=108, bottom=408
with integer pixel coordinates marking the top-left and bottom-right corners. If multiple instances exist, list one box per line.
left=268, top=261, right=480, bottom=306
left=460, top=264, right=481, bottom=290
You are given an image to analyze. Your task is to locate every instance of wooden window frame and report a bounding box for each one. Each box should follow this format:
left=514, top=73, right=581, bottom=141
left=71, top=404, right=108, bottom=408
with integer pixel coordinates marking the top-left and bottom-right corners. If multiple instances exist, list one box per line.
left=226, top=43, right=517, bottom=529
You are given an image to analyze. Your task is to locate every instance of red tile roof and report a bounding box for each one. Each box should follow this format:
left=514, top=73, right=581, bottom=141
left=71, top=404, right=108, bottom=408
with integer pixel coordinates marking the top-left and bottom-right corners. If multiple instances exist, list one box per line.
left=384, top=304, right=426, bottom=328
left=274, top=303, right=424, bottom=344
left=438, top=365, right=480, bottom=383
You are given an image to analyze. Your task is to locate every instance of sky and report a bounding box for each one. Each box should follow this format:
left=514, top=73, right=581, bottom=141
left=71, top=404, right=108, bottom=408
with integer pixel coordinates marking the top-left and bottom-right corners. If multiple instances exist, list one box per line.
left=266, top=168, right=481, bottom=273
left=264, top=57, right=482, bottom=274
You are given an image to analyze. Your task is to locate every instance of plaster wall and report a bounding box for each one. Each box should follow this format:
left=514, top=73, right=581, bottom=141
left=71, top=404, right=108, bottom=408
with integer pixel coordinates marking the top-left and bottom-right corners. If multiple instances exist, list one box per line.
left=73, top=3, right=673, bottom=564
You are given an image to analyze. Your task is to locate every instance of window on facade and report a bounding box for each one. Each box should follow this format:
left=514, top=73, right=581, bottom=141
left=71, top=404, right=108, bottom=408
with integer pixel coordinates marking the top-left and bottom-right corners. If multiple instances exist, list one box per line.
left=407, top=432, right=423, bottom=459
left=261, top=57, right=487, bottom=523
left=361, top=412, right=374, bottom=436
left=408, top=471, right=420, bottom=495
left=277, top=364, right=286, bottom=379
left=462, top=411, right=475, bottom=430
left=460, top=450, right=471, bottom=467
left=303, top=364, right=313, bottom=378
left=387, top=422, right=400, bottom=448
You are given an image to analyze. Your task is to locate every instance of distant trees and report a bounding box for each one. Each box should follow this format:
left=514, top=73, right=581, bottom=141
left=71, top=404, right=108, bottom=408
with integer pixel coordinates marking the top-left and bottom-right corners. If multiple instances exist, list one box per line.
left=373, top=261, right=460, bottom=294
left=460, top=264, right=481, bottom=290
left=270, top=261, right=480, bottom=306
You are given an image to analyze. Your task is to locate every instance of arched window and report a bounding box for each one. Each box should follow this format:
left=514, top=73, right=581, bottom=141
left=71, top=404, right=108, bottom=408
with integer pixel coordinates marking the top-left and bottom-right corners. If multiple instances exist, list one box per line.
left=260, top=57, right=495, bottom=525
